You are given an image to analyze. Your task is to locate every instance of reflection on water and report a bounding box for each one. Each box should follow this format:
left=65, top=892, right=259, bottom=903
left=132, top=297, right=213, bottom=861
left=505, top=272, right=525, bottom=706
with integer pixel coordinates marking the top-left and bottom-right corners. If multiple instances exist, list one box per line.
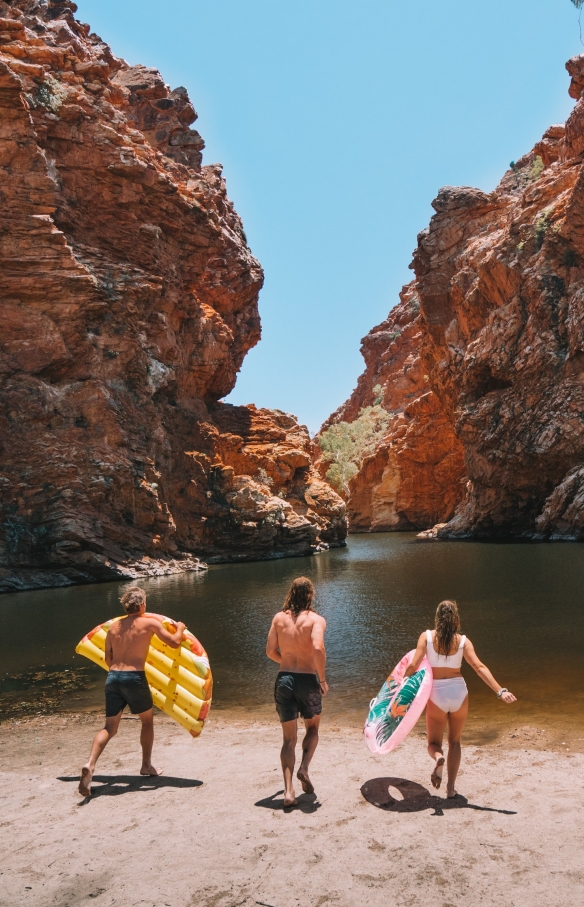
left=1, top=534, right=583, bottom=741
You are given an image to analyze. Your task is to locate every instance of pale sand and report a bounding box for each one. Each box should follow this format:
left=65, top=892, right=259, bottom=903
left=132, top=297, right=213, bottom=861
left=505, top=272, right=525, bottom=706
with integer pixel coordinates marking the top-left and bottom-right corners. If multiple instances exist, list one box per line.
left=0, top=713, right=583, bottom=907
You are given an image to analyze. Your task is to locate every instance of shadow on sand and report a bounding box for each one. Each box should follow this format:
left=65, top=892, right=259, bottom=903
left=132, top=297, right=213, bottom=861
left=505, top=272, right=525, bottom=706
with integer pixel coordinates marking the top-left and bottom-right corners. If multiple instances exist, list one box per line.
left=361, top=777, right=517, bottom=818
left=58, top=774, right=203, bottom=802
left=255, top=789, right=321, bottom=813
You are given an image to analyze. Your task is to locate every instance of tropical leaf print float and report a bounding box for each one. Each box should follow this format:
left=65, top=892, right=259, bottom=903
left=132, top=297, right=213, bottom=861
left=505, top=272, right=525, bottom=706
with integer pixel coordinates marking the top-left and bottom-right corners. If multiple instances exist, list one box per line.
left=366, top=672, right=399, bottom=725
left=374, top=669, right=426, bottom=750
left=363, top=651, right=433, bottom=755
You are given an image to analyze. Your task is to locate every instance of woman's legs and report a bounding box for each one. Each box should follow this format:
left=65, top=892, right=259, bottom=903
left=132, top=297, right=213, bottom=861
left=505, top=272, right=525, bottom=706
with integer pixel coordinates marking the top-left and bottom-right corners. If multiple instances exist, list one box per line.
left=426, top=699, right=448, bottom=788
left=445, top=696, right=468, bottom=797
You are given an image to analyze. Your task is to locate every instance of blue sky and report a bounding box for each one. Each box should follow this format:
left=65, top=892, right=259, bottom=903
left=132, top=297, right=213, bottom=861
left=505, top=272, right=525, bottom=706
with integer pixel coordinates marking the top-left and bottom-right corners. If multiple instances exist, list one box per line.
left=78, top=0, right=580, bottom=432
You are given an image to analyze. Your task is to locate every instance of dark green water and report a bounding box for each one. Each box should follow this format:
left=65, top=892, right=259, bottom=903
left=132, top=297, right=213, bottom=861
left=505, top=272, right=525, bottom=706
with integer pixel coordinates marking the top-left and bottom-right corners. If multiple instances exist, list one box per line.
left=1, top=534, right=583, bottom=742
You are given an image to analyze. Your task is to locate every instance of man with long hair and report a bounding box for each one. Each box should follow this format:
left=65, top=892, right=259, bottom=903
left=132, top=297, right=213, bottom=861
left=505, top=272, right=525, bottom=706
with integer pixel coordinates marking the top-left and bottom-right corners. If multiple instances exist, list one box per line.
left=78, top=586, right=185, bottom=797
left=266, top=576, right=328, bottom=807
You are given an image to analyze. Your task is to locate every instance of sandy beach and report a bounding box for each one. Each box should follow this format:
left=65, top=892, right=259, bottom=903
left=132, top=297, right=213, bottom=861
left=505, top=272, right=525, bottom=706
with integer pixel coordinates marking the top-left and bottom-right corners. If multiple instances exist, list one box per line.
left=1, top=712, right=582, bottom=907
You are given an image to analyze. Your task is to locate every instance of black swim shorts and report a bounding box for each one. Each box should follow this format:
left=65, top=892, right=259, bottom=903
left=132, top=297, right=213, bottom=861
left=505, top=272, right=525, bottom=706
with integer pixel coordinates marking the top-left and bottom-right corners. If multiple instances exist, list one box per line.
left=274, top=672, right=322, bottom=723
left=105, top=670, right=153, bottom=717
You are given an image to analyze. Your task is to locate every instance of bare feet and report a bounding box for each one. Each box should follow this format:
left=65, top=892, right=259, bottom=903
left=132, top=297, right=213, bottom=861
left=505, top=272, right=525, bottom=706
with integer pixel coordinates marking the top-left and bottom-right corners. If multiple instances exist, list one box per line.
left=297, top=768, right=314, bottom=795
left=78, top=765, right=93, bottom=798
left=283, top=795, right=298, bottom=809
left=447, top=789, right=459, bottom=799
left=431, top=755, right=445, bottom=789
left=140, top=765, right=163, bottom=777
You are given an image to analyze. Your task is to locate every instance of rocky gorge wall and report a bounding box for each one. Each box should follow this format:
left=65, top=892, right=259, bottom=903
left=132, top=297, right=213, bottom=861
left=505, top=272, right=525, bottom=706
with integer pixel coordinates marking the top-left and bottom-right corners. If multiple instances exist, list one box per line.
left=317, top=285, right=466, bottom=531
left=0, top=0, right=346, bottom=591
left=320, top=55, right=584, bottom=540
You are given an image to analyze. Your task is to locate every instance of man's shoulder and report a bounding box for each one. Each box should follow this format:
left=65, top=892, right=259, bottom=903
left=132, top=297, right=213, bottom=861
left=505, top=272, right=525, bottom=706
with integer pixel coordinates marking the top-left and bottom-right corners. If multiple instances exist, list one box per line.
left=300, top=610, right=325, bottom=627
left=135, top=615, right=159, bottom=629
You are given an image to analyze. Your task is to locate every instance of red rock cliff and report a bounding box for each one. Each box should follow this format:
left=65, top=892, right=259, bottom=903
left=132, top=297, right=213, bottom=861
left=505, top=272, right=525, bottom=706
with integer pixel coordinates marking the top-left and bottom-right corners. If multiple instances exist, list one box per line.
left=0, top=0, right=346, bottom=591
left=322, top=56, right=584, bottom=541
left=316, top=284, right=466, bottom=531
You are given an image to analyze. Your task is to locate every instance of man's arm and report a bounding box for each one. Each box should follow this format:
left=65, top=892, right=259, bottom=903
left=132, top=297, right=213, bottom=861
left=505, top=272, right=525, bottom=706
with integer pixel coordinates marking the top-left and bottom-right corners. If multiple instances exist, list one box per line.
left=149, top=618, right=185, bottom=649
left=266, top=617, right=281, bottom=663
left=311, top=617, right=328, bottom=694
left=104, top=628, right=114, bottom=668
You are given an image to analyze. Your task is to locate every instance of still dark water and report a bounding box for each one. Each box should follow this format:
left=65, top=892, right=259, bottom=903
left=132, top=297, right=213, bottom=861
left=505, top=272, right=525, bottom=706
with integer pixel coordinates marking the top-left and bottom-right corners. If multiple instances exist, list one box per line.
left=1, top=534, right=583, bottom=742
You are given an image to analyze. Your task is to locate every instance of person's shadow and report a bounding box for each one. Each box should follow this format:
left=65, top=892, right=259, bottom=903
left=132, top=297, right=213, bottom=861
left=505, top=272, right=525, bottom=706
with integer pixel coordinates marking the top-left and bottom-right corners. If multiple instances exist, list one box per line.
left=361, top=777, right=517, bottom=818
left=255, top=789, right=321, bottom=813
left=58, top=774, right=203, bottom=802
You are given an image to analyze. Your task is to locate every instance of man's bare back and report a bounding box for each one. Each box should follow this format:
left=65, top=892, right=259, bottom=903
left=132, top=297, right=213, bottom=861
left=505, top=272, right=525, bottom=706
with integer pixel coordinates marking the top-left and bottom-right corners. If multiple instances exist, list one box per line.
left=106, top=614, right=183, bottom=671
left=268, top=610, right=327, bottom=676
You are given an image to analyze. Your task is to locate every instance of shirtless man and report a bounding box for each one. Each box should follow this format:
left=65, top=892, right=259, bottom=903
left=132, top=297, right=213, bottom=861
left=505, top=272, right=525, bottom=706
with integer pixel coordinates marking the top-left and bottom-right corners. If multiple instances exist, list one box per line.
left=266, top=576, right=328, bottom=808
left=78, top=586, right=185, bottom=797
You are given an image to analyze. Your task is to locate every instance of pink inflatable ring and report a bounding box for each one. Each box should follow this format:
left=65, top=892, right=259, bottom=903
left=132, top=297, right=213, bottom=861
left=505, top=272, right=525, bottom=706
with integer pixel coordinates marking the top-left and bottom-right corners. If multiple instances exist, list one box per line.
left=363, top=649, right=433, bottom=755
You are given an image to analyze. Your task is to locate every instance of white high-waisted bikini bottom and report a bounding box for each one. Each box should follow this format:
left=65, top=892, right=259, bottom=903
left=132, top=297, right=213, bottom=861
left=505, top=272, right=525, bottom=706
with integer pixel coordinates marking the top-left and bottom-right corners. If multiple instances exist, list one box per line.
left=429, top=677, right=468, bottom=713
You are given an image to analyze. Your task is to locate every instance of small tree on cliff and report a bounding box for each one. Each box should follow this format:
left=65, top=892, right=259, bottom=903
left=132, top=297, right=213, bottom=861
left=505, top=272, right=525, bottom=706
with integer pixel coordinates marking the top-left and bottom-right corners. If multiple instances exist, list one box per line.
left=319, top=405, right=393, bottom=496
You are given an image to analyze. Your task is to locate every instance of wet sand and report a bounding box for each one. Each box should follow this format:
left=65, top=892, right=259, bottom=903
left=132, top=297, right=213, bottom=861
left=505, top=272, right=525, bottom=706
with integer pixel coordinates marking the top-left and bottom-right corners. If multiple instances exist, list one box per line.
left=0, top=712, right=583, bottom=907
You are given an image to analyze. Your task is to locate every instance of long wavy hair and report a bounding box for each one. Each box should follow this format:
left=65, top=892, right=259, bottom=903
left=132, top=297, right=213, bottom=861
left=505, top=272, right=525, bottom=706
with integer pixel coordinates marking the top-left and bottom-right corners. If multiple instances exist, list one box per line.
left=434, top=600, right=461, bottom=656
left=283, top=577, right=315, bottom=616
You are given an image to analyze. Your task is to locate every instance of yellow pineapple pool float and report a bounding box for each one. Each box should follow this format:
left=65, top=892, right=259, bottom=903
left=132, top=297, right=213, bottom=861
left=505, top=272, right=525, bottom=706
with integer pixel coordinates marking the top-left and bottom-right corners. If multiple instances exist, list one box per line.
left=76, top=613, right=212, bottom=737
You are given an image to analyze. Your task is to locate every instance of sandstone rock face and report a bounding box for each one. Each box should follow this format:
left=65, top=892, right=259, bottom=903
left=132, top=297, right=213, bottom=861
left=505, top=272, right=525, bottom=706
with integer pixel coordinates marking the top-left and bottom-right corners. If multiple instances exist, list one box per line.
left=317, top=286, right=466, bottom=531
left=412, top=57, right=584, bottom=540
left=324, top=55, right=584, bottom=540
left=0, top=0, right=346, bottom=591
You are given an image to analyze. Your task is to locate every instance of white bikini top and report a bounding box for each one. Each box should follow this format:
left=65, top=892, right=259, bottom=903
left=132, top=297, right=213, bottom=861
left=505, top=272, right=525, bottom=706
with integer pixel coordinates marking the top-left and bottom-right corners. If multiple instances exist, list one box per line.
left=426, top=629, right=466, bottom=668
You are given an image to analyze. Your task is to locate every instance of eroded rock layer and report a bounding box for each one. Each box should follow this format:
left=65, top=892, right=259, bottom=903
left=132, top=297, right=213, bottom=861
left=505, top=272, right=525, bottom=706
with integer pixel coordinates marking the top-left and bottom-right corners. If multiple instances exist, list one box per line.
left=0, top=0, right=346, bottom=591
left=323, top=55, right=584, bottom=540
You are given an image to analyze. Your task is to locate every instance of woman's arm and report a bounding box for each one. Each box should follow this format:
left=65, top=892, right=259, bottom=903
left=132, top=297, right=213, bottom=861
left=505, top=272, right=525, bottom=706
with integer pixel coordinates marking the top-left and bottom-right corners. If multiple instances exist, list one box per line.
left=463, top=639, right=517, bottom=703
left=404, top=632, right=428, bottom=677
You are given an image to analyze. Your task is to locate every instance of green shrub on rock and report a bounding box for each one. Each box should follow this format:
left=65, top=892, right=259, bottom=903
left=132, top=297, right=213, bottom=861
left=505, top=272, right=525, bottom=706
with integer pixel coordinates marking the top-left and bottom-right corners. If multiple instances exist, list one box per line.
left=319, top=404, right=393, bottom=495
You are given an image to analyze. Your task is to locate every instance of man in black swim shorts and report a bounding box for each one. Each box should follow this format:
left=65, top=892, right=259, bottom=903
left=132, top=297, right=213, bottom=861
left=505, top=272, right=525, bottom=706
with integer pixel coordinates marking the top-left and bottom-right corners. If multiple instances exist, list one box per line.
left=105, top=670, right=153, bottom=719
left=78, top=586, right=185, bottom=798
left=266, top=577, right=328, bottom=807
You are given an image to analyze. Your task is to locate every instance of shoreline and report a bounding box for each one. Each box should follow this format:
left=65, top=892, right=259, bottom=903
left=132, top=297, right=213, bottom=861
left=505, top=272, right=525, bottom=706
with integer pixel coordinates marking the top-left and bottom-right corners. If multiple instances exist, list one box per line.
left=3, top=654, right=583, bottom=753
left=1, top=713, right=582, bottom=907
left=3, top=706, right=583, bottom=753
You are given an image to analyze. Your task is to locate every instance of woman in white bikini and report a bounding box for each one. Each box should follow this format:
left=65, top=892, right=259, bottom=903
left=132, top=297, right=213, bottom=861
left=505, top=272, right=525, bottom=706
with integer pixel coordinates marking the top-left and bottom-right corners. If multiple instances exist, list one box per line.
left=405, top=600, right=517, bottom=798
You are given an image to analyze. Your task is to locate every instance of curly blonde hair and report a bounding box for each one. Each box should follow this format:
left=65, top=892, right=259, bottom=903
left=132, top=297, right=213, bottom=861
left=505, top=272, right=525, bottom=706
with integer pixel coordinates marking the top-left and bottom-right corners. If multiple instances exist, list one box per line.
left=120, top=586, right=146, bottom=615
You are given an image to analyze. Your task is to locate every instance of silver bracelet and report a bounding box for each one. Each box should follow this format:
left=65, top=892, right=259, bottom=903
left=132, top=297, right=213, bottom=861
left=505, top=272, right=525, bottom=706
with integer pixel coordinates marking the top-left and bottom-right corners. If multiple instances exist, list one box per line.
left=497, top=687, right=508, bottom=699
